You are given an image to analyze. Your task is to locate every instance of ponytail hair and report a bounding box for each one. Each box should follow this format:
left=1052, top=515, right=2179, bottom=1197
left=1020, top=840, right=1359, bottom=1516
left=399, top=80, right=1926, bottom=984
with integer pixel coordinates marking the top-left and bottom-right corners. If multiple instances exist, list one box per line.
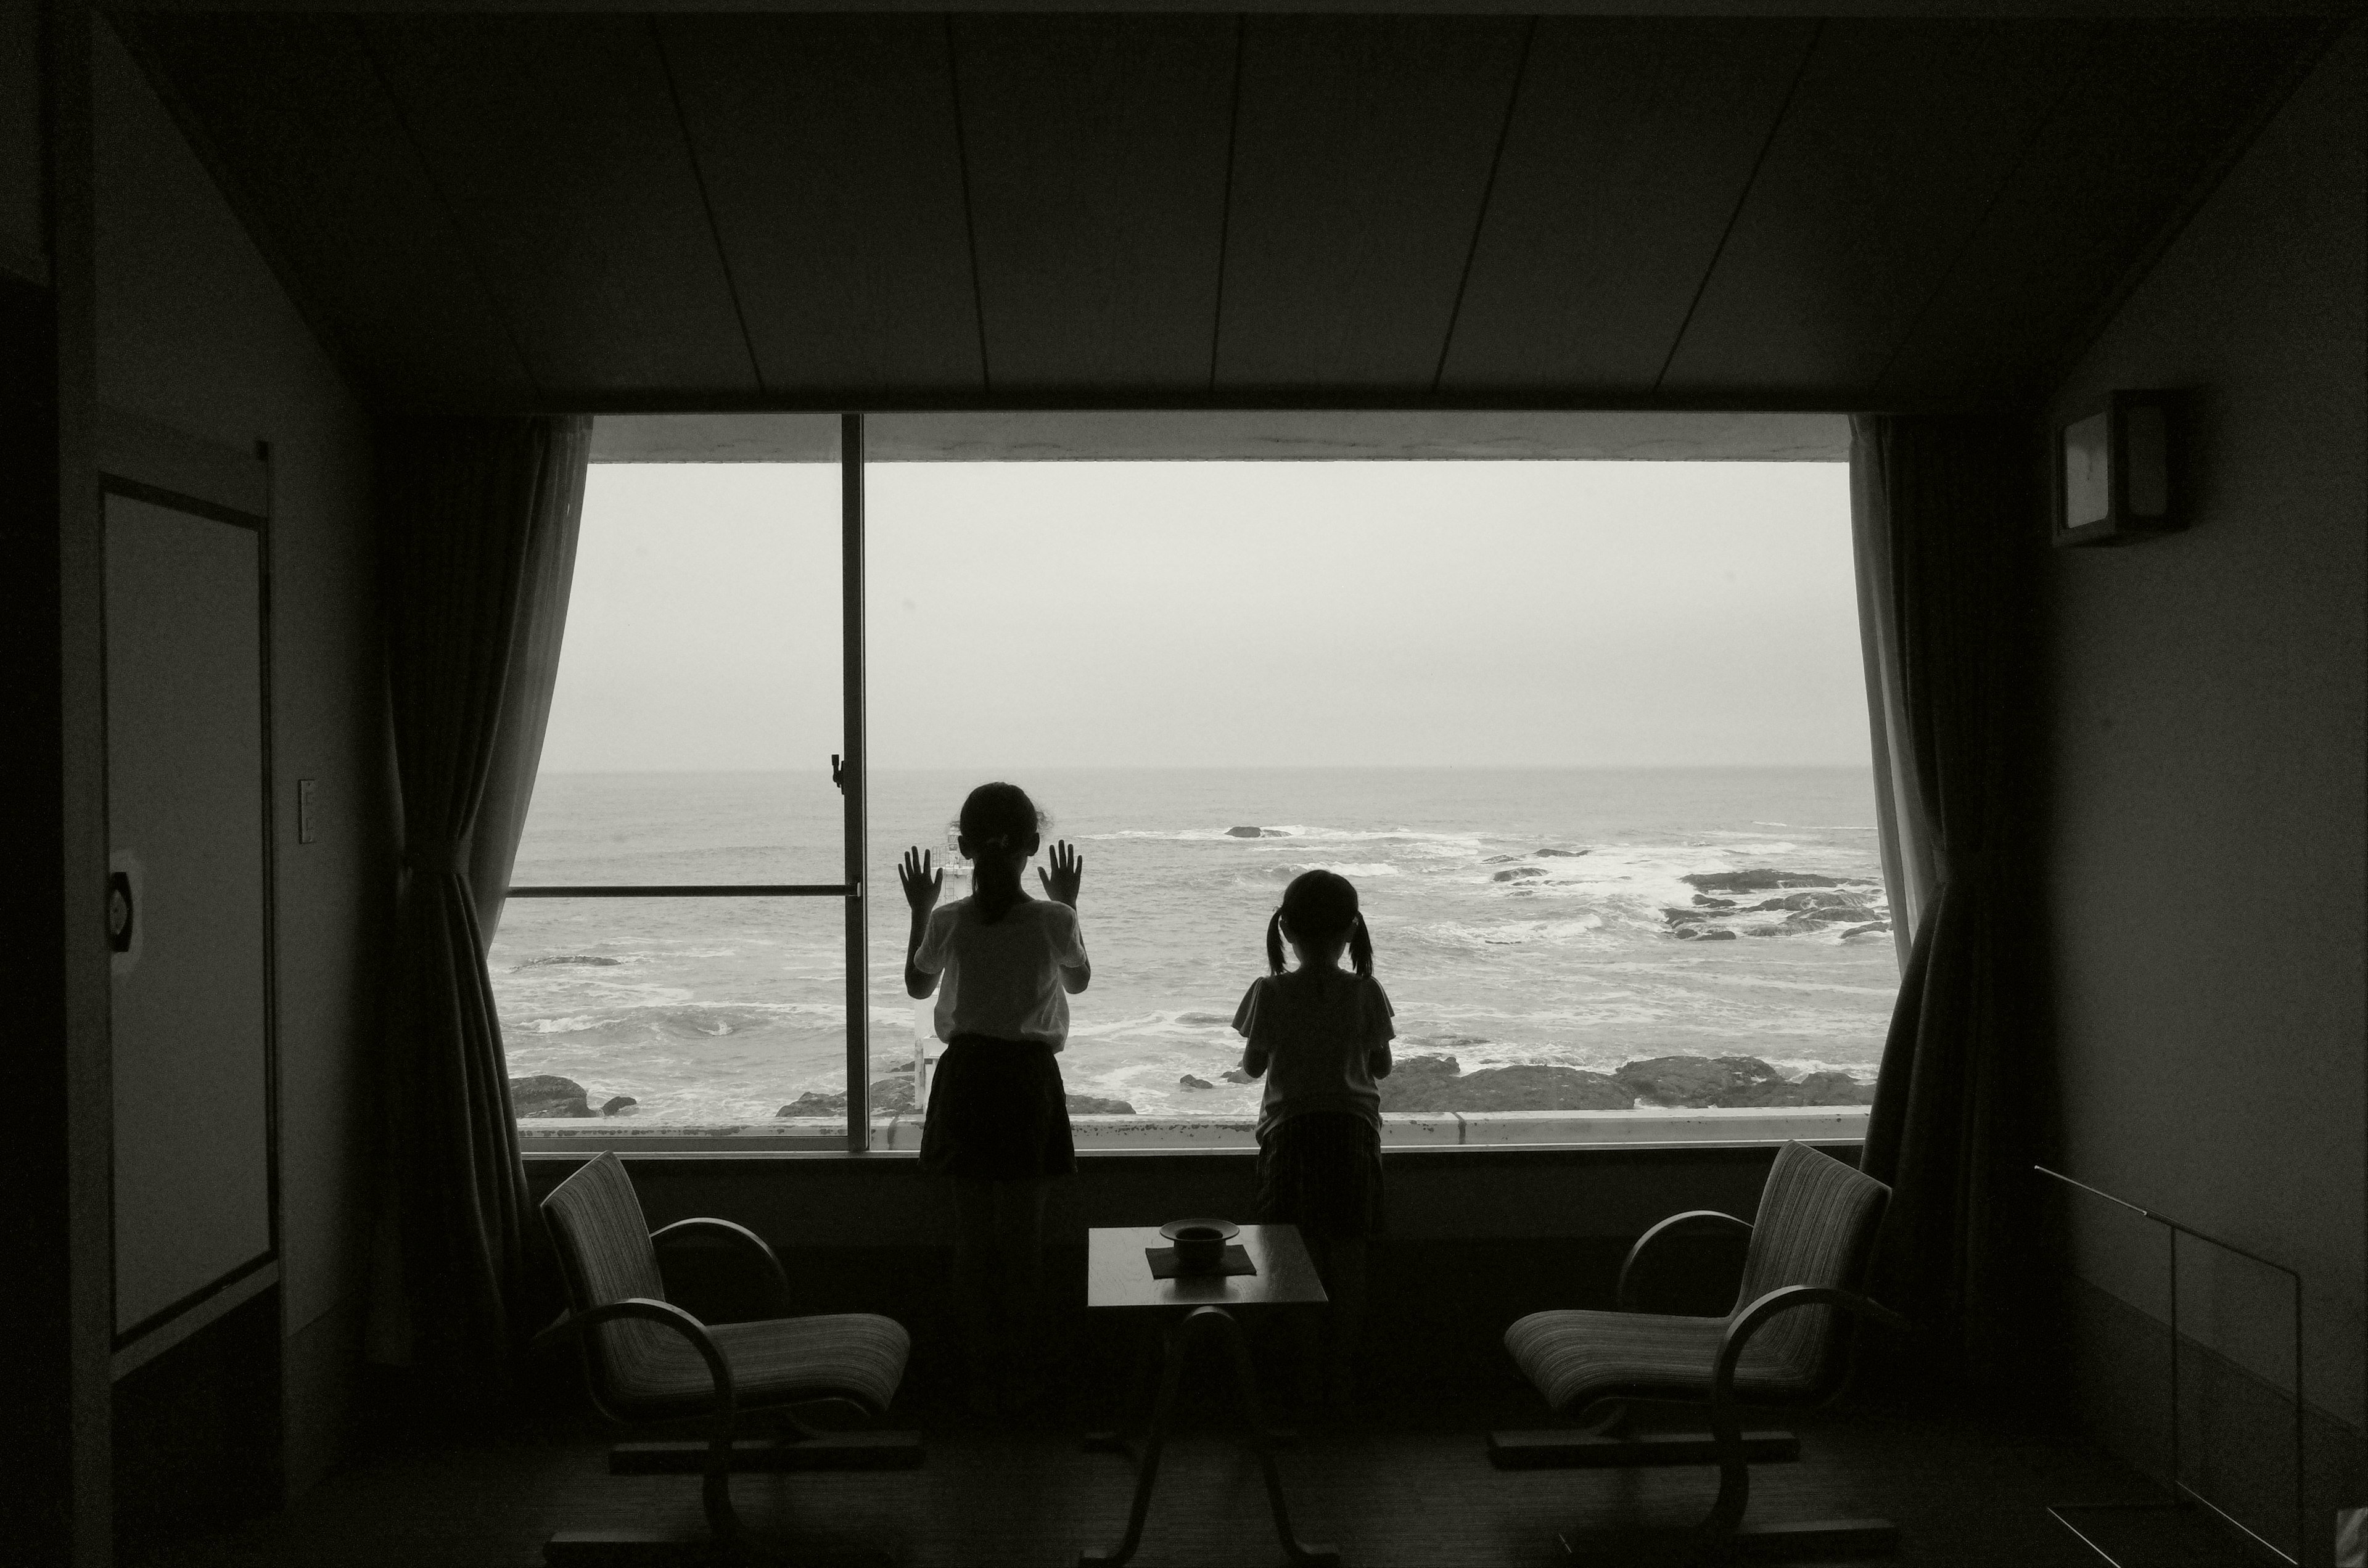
left=1272, top=869, right=1375, bottom=977
left=958, top=781, right=1045, bottom=926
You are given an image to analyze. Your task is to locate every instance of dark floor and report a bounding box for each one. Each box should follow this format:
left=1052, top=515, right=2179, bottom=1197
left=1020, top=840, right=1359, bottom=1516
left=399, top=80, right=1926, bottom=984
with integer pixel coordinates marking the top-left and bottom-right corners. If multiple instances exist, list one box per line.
left=130, top=1372, right=2160, bottom=1568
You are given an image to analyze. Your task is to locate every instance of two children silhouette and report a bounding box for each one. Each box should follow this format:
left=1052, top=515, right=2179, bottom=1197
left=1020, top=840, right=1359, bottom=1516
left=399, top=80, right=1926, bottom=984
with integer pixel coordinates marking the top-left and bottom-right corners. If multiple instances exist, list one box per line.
left=901, top=781, right=1389, bottom=1417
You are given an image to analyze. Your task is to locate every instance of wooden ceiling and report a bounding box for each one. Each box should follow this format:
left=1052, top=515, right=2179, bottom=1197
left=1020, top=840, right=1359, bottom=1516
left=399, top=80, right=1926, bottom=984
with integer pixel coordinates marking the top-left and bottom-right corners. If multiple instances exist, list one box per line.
left=121, top=10, right=2324, bottom=414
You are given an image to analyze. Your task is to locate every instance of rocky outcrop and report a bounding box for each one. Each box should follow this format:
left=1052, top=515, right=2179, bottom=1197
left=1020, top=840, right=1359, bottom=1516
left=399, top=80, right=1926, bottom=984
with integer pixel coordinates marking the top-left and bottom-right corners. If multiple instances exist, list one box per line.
left=1067, top=1094, right=1137, bottom=1114
left=1227, top=826, right=1289, bottom=839
left=1179, top=1074, right=1215, bottom=1090
left=519, top=954, right=620, bottom=968
left=1614, top=1056, right=1873, bottom=1108
left=511, top=1075, right=591, bottom=1118
left=1534, top=847, right=1588, bottom=858
left=1681, top=869, right=1843, bottom=894
left=775, top=1077, right=918, bottom=1117
left=1662, top=872, right=1886, bottom=942
left=1493, top=866, right=1547, bottom=882
left=1379, top=1055, right=1634, bottom=1112
left=601, top=1096, right=638, bottom=1116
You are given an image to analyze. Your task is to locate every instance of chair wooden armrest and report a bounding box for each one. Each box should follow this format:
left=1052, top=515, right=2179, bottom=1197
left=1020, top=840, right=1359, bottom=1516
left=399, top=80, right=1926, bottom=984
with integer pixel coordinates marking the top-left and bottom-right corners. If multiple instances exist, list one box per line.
left=652, top=1217, right=794, bottom=1318
left=1616, top=1210, right=1754, bottom=1311
left=1703, top=1285, right=1907, bottom=1533
left=534, top=1297, right=742, bottom=1544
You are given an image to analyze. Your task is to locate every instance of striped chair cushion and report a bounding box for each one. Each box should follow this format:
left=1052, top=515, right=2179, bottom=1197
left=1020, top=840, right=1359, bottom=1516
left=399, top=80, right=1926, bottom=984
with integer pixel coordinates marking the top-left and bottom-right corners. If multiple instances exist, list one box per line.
left=1506, top=1307, right=1822, bottom=1413
left=1504, top=1142, right=1888, bottom=1413
left=542, top=1152, right=910, bottom=1420
left=606, top=1311, right=912, bottom=1423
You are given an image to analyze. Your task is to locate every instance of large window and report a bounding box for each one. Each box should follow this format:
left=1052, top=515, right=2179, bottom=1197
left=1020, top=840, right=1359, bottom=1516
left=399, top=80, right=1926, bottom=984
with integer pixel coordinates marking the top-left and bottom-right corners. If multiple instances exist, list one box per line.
left=494, top=422, right=1894, bottom=1151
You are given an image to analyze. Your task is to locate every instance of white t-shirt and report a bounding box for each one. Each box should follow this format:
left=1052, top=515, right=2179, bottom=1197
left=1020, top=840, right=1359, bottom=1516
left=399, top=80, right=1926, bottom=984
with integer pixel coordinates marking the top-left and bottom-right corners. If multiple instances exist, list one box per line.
left=913, top=896, right=1090, bottom=1050
left=1233, top=968, right=1395, bottom=1136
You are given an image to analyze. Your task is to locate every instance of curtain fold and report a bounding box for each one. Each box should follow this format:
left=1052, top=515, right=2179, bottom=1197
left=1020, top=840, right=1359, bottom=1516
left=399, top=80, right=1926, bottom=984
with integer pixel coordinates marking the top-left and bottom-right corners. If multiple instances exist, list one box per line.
left=368, top=415, right=590, bottom=1383
left=1848, top=413, right=2048, bottom=1399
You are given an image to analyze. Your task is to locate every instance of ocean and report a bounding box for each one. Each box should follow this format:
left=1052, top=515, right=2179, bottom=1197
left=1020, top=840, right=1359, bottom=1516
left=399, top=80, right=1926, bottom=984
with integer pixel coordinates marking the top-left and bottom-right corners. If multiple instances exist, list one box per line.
left=491, top=767, right=1897, bottom=1124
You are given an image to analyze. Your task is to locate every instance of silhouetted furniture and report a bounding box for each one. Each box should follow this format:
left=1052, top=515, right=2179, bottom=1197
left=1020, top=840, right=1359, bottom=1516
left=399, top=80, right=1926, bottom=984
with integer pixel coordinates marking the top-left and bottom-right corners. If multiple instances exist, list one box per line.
left=535, top=1152, right=916, bottom=1564
left=1494, top=1140, right=1904, bottom=1561
left=1079, top=1223, right=1337, bottom=1567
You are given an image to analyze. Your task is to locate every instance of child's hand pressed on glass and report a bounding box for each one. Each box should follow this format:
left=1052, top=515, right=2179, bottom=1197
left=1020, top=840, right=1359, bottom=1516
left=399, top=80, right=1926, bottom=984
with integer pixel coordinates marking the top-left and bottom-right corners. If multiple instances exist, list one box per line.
left=899, top=846, right=942, bottom=917
left=1037, top=840, right=1084, bottom=907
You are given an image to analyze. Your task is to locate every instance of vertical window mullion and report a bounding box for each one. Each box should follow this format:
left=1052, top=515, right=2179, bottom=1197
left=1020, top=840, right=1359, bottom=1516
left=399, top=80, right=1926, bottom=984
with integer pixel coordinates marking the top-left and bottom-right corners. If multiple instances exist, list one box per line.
left=841, top=414, right=868, bottom=1153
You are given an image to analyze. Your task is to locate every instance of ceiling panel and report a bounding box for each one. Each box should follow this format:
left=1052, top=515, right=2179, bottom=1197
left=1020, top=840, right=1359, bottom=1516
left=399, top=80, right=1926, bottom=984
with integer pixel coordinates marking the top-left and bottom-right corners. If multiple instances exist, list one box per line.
left=1875, top=20, right=2321, bottom=403
left=953, top=14, right=1237, bottom=393
left=361, top=16, right=757, bottom=397
left=659, top=15, right=983, bottom=397
left=1657, top=18, right=2093, bottom=400
left=1439, top=17, right=1816, bottom=394
left=1212, top=14, right=1531, bottom=392
left=121, top=12, right=2328, bottom=413
left=129, top=14, right=532, bottom=407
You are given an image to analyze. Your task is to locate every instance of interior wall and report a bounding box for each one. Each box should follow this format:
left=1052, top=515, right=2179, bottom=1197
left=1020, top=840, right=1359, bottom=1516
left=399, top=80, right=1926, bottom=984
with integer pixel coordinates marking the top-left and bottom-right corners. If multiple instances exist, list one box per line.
left=92, top=17, right=390, bottom=1496
left=0, top=0, right=41, bottom=281
left=2042, top=14, right=2367, bottom=1533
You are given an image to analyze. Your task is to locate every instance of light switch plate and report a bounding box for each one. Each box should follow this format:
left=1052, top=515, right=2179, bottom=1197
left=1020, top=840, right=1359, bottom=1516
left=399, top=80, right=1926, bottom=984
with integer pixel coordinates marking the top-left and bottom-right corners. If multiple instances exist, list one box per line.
left=297, top=779, right=318, bottom=844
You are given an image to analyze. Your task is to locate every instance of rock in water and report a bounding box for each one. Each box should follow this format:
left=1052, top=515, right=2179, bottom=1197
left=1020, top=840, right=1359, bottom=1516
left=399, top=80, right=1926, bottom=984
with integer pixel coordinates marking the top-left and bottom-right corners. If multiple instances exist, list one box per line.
left=1534, top=847, right=1589, bottom=857
left=1179, top=1074, right=1215, bottom=1090
left=1381, top=1059, right=1632, bottom=1112
left=773, top=1078, right=915, bottom=1118
left=1067, top=1094, right=1136, bottom=1115
left=1614, top=1056, right=1785, bottom=1107
left=511, top=1075, right=591, bottom=1118
left=520, top=955, right=620, bottom=969
left=1226, top=826, right=1265, bottom=838
left=1681, top=869, right=1841, bottom=894
left=600, top=1095, right=638, bottom=1116
left=1493, top=867, right=1547, bottom=882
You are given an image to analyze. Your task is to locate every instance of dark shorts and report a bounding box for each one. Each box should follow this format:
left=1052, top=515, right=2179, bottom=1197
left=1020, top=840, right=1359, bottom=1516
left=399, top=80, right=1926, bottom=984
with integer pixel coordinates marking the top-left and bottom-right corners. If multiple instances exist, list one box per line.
left=1255, top=1112, right=1384, bottom=1240
left=919, top=1034, right=1077, bottom=1181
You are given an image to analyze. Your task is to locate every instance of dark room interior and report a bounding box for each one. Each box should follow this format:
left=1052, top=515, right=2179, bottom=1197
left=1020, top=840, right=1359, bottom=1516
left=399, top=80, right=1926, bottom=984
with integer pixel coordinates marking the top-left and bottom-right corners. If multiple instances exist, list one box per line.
left=6, top=3, right=2362, bottom=1566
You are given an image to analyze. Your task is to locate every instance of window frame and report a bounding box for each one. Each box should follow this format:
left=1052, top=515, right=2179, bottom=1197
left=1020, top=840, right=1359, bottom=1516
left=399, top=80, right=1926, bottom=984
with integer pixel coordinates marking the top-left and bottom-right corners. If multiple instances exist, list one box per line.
left=506, top=413, right=872, bottom=1153
left=507, top=419, right=1882, bottom=1157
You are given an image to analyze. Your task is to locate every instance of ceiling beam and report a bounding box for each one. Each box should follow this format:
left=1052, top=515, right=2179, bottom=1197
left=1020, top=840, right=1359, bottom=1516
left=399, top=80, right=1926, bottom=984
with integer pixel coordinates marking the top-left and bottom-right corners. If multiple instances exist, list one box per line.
left=590, top=408, right=1856, bottom=462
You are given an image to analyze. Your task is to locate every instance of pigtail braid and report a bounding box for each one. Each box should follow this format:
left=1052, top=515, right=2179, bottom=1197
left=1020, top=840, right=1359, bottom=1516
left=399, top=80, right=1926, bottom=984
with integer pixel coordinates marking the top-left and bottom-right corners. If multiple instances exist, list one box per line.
left=1265, top=910, right=1286, bottom=975
left=1349, top=911, right=1374, bottom=977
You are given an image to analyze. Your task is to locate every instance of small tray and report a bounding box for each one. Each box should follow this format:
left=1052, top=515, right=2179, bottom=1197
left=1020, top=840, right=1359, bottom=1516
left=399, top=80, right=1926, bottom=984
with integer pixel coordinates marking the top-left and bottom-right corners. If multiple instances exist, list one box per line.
left=1146, top=1244, right=1257, bottom=1280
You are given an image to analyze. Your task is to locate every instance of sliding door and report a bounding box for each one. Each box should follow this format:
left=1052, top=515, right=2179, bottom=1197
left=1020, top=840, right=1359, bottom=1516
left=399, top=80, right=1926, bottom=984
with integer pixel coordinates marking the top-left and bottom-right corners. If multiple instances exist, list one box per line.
left=104, top=487, right=274, bottom=1342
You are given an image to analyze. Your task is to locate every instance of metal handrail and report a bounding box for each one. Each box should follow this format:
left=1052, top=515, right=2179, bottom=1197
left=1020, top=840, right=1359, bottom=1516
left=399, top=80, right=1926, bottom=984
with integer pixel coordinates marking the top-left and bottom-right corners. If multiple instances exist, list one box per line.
left=506, top=884, right=847, bottom=897
left=2036, top=1165, right=2306, bottom=1568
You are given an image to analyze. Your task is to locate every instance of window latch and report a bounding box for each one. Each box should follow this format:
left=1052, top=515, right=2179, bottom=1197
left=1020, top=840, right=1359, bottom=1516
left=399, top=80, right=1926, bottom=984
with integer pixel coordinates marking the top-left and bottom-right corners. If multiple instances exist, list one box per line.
left=831, top=754, right=845, bottom=794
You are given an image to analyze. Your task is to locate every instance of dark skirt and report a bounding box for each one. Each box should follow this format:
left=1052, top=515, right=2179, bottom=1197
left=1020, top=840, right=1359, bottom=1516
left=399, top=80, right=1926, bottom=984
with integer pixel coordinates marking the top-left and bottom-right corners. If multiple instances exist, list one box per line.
left=919, top=1033, right=1077, bottom=1181
left=1255, top=1112, right=1384, bottom=1240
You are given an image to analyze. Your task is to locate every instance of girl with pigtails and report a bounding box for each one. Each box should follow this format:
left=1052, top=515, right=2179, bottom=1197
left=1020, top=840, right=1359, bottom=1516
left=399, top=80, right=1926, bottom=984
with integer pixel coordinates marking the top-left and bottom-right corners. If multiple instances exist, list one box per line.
left=900, top=781, right=1090, bottom=1418
left=1231, top=868, right=1394, bottom=1408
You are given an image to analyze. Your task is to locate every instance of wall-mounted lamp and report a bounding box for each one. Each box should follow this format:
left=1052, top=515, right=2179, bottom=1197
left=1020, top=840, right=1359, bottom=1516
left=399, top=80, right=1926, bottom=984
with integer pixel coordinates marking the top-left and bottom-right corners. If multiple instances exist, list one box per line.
left=2053, top=389, right=2184, bottom=548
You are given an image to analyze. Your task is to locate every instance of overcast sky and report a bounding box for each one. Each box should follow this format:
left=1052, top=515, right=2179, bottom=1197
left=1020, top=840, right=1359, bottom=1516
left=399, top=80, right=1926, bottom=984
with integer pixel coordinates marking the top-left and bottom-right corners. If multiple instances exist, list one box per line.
left=536, top=459, right=1866, bottom=773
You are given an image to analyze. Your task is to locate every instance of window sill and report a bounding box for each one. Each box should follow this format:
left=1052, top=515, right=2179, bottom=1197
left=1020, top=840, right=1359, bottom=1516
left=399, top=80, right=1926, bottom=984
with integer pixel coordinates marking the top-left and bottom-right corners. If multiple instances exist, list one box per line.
left=517, top=1103, right=1869, bottom=1157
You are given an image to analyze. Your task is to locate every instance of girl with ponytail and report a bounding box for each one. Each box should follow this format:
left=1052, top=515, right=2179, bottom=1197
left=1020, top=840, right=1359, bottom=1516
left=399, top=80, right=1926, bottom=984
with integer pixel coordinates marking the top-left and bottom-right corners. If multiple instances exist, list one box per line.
left=1232, top=868, right=1393, bottom=1409
left=900, top=782, right=1089, bottom=1417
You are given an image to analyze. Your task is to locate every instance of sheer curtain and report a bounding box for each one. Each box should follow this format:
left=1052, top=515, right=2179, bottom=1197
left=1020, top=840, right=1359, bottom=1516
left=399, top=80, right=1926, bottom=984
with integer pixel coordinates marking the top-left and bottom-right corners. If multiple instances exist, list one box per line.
left=1849, top=413, right=2050, bottom=1395
left=367, top=415, right=590, bottom=1382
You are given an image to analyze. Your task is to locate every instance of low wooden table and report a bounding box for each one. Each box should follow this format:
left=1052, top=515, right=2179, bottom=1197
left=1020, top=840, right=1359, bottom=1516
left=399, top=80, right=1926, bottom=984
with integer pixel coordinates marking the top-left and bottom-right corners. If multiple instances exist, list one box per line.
left=1079, top=1224, right=1338, bottom=1567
